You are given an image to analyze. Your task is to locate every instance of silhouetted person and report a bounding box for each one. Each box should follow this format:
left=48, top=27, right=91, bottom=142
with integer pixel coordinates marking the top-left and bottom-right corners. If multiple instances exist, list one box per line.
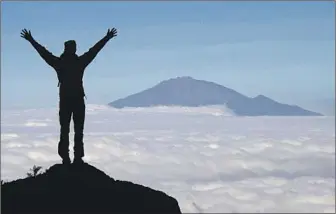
left=20, top=28, right=117, bottom=164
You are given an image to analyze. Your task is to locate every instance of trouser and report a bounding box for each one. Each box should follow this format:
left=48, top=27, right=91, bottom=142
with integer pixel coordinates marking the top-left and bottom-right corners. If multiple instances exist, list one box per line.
left=58, top=96, right=85, bottom=159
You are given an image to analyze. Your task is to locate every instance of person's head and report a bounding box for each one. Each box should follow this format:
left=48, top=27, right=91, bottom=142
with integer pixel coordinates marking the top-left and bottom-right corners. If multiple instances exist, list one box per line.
left=63, top=40, right=77, bottom=54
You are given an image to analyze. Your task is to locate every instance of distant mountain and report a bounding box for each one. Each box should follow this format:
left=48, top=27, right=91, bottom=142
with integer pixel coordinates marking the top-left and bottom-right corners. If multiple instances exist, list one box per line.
left=301, top=98, right=335, bottom=116
left=108, top=76, right=322, bottom=116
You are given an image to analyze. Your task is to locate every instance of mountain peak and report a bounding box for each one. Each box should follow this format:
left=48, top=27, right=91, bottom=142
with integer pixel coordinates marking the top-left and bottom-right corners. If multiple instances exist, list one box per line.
left=174, top=76, right=194, bottom=80
left=108, top=77, right=322, bottom=116
left=160, top=76, right=195, bottom=84
left=254, top=95, right=271, bottom=100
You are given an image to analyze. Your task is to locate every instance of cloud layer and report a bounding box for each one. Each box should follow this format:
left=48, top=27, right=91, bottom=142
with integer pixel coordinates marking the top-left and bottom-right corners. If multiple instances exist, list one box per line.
left=1, top=105, right=335, bottom=213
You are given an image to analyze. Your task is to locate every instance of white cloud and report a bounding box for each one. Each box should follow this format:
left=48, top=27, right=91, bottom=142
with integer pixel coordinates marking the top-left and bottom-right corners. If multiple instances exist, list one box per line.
left=1, top=104, right=335, bottom=213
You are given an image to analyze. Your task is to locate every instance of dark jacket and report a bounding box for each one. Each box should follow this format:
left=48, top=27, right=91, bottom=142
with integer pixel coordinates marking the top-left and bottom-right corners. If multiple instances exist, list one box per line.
left=29, top=36, right=110, bottom=99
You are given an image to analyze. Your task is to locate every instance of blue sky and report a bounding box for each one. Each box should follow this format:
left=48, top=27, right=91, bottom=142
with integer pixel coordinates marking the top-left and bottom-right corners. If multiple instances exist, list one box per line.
left=1, top=1, right=335, bottom=111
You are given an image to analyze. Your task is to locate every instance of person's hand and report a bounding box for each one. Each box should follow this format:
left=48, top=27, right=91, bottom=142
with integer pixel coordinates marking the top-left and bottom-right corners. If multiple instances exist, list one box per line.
left=20, top=29, right=33, bottom=42
left=106, top=28, right=117, bottom=39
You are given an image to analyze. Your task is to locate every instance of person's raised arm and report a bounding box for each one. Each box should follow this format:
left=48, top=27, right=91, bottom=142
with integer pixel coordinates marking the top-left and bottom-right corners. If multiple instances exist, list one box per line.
left=79, top=28, right=117, bottom=69
left=20, top=29, right=59, bottom=69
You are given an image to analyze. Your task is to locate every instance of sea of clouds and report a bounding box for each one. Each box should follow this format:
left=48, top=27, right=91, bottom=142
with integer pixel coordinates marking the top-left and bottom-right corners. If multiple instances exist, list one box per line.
left=1, top=104, right=335, bottom=213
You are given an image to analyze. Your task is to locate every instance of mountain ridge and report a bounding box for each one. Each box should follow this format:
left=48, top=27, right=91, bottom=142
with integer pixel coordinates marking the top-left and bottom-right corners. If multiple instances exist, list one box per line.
left=108, top=76, right=322, bottom=116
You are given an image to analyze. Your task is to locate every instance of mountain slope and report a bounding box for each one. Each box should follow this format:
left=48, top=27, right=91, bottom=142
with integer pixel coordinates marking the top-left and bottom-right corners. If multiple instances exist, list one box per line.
left=1, top=163, right=181, bottom=214
left=108, top=77, right=322, bottom=116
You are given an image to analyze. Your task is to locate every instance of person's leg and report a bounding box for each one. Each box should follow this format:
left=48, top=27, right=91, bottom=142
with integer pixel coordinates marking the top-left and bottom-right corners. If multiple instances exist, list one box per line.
left=58, top=98, right=72, bottom=164
left=73, top=97, right=86, bottom=162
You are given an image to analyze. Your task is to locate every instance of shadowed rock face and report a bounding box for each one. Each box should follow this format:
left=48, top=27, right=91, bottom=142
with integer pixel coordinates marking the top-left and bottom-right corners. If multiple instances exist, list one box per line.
left=108, top=76, right=322, bottom=116
left=1, top=163, right=181, bottom=214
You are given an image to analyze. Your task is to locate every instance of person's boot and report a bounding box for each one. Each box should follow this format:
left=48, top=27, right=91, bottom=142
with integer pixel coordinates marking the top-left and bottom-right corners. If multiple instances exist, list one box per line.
left=58, top=134, right=70, bottom=165
left=73, top=133, right=84, bottom=164
left=62, top=156, right=71, bottom=165
left=73, top=157, right=84, bottom=164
